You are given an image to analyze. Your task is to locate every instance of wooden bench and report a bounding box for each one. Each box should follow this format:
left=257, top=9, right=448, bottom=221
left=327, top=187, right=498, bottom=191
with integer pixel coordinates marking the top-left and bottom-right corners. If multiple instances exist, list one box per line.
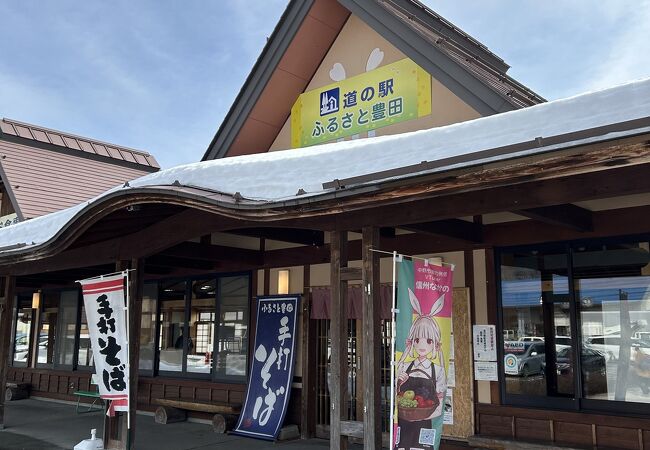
left=152, top=398, right=241, bottom=433
left=5, top=382, right=30, bottom=402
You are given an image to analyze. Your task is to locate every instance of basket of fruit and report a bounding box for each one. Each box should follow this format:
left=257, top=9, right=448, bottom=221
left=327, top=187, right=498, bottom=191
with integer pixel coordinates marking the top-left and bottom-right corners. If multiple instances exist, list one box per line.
left=396, top=390, right=438, bottom=422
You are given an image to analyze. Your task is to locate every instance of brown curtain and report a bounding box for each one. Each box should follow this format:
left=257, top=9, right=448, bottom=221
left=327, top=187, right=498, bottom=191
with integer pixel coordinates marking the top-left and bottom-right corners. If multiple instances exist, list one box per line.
left=310, top=284, right=393, bottom=320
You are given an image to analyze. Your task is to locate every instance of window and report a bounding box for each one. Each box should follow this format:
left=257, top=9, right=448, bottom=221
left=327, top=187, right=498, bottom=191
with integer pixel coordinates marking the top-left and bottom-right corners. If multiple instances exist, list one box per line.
left=56, top=291, right=79, bottom=368
left=77, top=305, right=93, bottom=368
left=139, top=283, right=158, bottom=374
left=498, top=238, right=650, bottom=413
left=152, top=273, right=251, bottom=382
left=12, top=296, right=33, bottom=367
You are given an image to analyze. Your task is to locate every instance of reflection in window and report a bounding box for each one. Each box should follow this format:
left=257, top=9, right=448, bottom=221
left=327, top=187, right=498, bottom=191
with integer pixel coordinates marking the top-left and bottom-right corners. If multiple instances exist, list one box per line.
left=158, top=280, right=186, bottom=373
left=500, top=247, right=570, bottom=398
left=12, top=297, right=32, bottom=366
left=77, top=305, right=93, bottom=368
left=215, top=276, right=249, bottom=380
left=188, top=280, right=216, bottom=374
left=37, top=292, right=59, bottom=366
left=576, top=242, right=650, bottom=404
left=56, top=291, right=78, bottom=367
left=139, top=283, right=158, bottom=372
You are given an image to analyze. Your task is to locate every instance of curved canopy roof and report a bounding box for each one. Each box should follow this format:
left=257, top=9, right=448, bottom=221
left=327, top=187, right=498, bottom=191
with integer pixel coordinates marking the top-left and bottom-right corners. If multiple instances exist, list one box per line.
left=0, top=78, right=649, bottom=260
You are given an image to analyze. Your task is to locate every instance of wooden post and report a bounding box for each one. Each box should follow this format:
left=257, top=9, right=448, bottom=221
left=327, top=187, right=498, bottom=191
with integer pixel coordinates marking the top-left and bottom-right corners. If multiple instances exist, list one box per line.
left=361, top=227, right=381, bottom=450
left=0, top=276, right=16, bottom=430
left=330, top=231, right=348, bottom=450
left=300, top=264, right=316, bottom=439
left=128, top=258, right=144, bottom=450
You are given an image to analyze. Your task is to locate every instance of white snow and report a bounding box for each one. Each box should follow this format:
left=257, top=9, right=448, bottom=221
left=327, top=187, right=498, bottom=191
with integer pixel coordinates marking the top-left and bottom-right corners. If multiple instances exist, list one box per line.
left=2, top=77, right=650, bottom=253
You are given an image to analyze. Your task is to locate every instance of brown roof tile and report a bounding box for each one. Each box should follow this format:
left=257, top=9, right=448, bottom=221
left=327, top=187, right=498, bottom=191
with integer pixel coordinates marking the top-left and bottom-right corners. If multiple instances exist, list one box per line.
left=0, top=118, right=159, bottom=169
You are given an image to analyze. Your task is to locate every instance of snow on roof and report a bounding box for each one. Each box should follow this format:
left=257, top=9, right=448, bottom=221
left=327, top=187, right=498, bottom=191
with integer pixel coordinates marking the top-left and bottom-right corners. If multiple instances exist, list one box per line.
left=1, top=77, right=650, bottom=254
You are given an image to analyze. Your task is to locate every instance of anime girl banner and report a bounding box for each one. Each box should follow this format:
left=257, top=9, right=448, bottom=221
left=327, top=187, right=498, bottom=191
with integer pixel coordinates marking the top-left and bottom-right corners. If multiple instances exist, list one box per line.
left=393, top=259, right=453, bottom=450
left=78, top=273, right=129, bottom=416
left=232, top=295, right=300, bottom=441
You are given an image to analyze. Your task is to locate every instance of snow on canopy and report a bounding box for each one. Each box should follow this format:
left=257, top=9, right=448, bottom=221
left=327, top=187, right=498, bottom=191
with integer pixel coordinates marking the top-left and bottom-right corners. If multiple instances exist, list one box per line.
left=1, top=77, right=650, bottom=253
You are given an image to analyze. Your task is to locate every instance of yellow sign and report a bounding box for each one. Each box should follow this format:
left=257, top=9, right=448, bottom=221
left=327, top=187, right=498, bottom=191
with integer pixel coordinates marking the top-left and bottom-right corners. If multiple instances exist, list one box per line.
left=290, top=58, right=431, bottom=148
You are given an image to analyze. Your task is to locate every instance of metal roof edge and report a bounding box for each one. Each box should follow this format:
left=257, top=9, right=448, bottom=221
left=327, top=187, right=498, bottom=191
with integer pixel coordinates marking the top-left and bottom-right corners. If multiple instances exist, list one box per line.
left=201, top=0, right=316, bottom=161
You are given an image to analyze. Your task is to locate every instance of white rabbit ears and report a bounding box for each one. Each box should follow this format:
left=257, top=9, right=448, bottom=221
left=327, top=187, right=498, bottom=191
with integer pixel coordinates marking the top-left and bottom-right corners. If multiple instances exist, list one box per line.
left=408, top=288, right=445, bottom=317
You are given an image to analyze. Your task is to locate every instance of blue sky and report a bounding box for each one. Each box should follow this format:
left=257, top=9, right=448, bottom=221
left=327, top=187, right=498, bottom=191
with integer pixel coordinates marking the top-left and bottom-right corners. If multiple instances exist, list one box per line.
left=1, top=1, right=649, bottom=169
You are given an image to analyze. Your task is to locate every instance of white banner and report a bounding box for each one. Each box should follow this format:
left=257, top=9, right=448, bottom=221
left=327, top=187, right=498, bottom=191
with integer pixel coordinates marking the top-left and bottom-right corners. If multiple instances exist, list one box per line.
left=79, top=273, right=129, bottom=413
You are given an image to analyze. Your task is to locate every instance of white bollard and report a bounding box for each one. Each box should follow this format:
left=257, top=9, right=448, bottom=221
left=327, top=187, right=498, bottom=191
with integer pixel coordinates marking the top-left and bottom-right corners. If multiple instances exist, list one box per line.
left=73, top=428, right=104, bottom=450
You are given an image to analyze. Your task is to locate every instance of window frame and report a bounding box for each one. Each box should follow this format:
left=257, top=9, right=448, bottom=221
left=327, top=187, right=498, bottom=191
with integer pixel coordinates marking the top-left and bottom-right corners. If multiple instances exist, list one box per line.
left=152, top=271, right=252, bottom=383
left=497, top=234, right=650, bottom=415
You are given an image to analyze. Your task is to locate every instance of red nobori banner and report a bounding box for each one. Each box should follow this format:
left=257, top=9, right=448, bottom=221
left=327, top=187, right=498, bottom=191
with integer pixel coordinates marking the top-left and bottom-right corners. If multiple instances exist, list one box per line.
left=79, top=273, right=129, bottom=413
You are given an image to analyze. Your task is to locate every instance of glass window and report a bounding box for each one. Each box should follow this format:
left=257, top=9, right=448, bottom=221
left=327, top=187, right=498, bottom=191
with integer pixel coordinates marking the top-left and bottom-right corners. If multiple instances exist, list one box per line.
left=187, top=279, right=216, bottom=375
left=158, top=280, right=186, bottom=373
left=12, top=296, right=32, bottom=366
left=500, top=247, right=570, bottom=400
left=56, top=290, right=78, bottom=368
left=499, top=238, right=650, bottom=412
left=214, top=276, right=249, bottom=380
left=37, top=292, right=59, bottom=366
left=77, top=305, right=93, bottom=368
left=575, top=241, right=650, bottom=404
left=139, top=283, right=158, bottom=374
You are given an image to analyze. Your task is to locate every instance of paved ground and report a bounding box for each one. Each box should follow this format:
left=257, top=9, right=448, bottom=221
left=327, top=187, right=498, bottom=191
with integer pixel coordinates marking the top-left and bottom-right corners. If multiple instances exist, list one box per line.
left=0, top=398, right=470, bottom=449
left=0, top=398, right=359, bottom=450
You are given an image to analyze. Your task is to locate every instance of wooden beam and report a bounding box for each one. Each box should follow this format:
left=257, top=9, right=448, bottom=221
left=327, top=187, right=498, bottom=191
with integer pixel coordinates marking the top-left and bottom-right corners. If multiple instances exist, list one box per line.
left=402, top=218, right=482, bottom=242
left=300, top=264, right=316, bottom=439
left=128, top=259, right=144, bottom=450
left=144, top=255, right=215, bottom=271
left=228, top=228, right=324, bottom=247
left=516, top=204, right=593, bottom=231
left=0, top=276, right=16, bottom=429
left=330, top=231, right=348, bottom=450
left=159, top=242, right=262, bottom=266
left=361, top=227, right=381, bottom=450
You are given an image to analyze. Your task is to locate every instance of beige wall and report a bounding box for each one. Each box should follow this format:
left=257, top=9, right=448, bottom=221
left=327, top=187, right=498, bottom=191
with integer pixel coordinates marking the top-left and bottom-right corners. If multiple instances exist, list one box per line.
left=269, top=14, right=481, bottom=151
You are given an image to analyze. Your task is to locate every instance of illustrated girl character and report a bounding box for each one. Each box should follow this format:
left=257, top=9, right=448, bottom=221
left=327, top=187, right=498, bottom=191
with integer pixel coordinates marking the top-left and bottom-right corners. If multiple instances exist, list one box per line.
left=395, top=289, right=447, bottom=450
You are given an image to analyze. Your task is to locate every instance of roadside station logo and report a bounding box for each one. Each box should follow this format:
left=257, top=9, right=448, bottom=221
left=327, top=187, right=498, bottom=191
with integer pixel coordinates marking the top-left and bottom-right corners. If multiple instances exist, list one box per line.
left=320, top=88, right=339, bottom=116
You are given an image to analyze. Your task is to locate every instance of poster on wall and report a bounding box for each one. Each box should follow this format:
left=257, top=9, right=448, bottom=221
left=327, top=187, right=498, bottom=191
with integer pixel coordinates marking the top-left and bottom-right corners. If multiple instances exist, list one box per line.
left=231, top=295, right=300, bottom=441
left=78, top=273, right=129, bottom=416
left=290, top=57, right=431, bottom=147
left=472, top=325, right=497, bottom=362
left=393, top=259, right=454, bottom=450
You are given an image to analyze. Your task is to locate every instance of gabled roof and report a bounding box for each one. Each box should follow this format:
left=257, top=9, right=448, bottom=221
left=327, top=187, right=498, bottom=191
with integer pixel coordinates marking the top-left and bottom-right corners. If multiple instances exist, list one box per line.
left=2, top=77, right=647, bottom=257
left=203, top=0, right=544, bottom=161
left=0, top=118, right=159, bottom=220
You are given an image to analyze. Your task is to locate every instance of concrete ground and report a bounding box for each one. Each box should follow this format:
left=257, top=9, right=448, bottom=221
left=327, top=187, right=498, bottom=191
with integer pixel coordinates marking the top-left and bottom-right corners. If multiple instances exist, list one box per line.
left=0, top=398, right=470, bottom=450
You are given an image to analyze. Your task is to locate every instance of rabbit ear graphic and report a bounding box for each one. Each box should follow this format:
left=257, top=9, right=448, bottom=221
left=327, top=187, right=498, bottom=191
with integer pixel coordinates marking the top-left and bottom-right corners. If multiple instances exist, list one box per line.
left=408, top=288, right=422, bottom=315
left=429, top=293, right=446, bottom=317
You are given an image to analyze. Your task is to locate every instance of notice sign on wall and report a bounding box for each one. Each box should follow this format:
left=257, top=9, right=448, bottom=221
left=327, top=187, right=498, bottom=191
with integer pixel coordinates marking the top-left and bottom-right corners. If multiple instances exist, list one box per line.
left=290, top=58, right=431, bottom=147
left=472, top=325, right=497, bottom=362
left=231, top=295, right=300, bottom=441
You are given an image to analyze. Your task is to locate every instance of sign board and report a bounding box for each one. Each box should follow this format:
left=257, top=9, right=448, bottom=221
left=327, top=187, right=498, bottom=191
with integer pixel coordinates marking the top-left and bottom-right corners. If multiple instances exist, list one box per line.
left=393, top=259, right=454, bottom=450
left=504, top=354, right=520, bottom=375
left=290, top=58, right=431, bottom=147
left=231, top=295, right=300, bottom=441
left=0, top=213, right=19, bottom=229
left=472, top=325, right=497, bottom=362
left=474, top=361, right=498, bottom=381
left=78, top=274, right=129, bottom=415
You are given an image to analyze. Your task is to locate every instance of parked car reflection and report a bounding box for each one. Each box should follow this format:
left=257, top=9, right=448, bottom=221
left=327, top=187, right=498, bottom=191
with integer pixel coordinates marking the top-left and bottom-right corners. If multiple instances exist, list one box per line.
left=504, top=341, right=545, bottom=377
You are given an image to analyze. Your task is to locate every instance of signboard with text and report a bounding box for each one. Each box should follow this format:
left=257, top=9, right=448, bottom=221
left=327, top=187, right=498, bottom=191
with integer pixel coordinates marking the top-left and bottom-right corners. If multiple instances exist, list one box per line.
left=290, top=58, right=431, bottom=147
left=78, top=273, right=129, bottom=415
left=231, top=295, right=300, bottom=441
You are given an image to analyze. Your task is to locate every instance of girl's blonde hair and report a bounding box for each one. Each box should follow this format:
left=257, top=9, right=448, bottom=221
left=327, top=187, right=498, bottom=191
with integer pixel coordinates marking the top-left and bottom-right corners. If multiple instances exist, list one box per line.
left=397, top=289, right=445, bottom=372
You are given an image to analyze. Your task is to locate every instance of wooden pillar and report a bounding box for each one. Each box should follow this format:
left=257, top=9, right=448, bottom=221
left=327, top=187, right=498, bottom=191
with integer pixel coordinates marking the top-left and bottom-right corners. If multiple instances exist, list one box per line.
left=361, top=227, right=381, bottom=450
left=128, top=258, right=144, bottom=450
left=300, top=264, right=317, bottom=439
left=0, top=276, right=16, bottom=430
left=330, top=231, right=348, bottom=450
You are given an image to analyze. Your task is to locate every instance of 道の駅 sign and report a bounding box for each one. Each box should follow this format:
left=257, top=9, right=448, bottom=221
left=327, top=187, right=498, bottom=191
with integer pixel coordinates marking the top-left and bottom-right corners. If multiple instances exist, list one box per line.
left=79, top=273, right=129, bottom=415
left=231, top=295, right=300, bottom=440
left=290, top=58, right=431, bottom=147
